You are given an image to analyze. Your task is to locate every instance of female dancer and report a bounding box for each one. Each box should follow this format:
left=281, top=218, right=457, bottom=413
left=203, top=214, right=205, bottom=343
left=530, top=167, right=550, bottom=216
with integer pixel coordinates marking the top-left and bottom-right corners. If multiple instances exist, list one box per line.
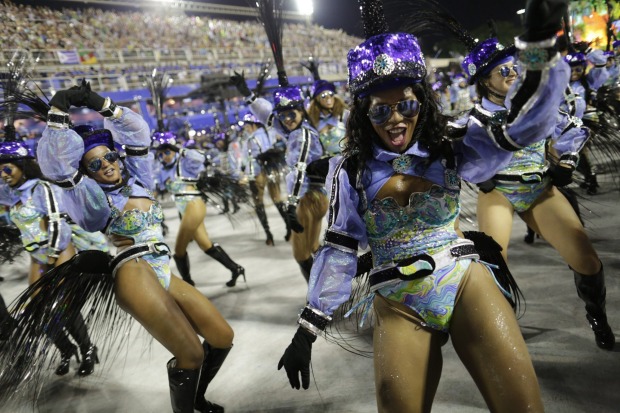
left=240, top=3, right=328, bottom=282
left=153, top=131, right=245, bottom=288
left=0, top=138, right=101, bottom=376
left=474, top=47, right=614, bottom=350
left=306, top=78, right=349, bottom=158
left=36, top=84, right=233, bottom=413
left=278, top=0, right=570, bottom=411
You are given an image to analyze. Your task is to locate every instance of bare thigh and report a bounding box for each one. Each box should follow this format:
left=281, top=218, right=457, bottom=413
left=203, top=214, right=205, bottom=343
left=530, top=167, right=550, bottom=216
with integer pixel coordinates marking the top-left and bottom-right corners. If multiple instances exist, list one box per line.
left=520, top=186, right=600, bottom=275
left=175, top=198, right=207, bottom=255
left=450, top=262, right=544, bottom=413
left=291, top=192, right=328, bottom=261
left=373, top=295, right=444, bottom=413
left=167, top=276, right=233, bottom=349
left=252, top=174, right=266, bottom=205
left=477, top=190, right=515, bottom=263
left=114, top=258, right=204, bottom=369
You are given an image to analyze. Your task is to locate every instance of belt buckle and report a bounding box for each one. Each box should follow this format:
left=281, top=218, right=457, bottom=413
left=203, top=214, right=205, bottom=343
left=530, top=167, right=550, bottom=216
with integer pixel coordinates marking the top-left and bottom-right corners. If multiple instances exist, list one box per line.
left=521, top=172, right=542, bottom=183
left=397, top=254, right=436, bottom=281
left=151, top=243, right=169, bottom=255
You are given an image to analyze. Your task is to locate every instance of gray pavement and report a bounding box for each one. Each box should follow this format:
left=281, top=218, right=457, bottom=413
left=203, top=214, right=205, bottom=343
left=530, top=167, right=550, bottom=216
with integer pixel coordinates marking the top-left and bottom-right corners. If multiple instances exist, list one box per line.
left=0, top=179, right=619, bottom=413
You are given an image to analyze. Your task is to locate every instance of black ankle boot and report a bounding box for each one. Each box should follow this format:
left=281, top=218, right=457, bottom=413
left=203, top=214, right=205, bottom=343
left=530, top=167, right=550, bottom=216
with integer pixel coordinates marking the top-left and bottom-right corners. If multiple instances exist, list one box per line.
left=167, top=358, right=200, bottom=413
left=586, top=173, right=599, bottom=195
left=174, top=254, right=195, bottom=286
left=275, top=202, right=292, bottom=242
left=195, top=342, right=231, bottom=413
left=574, top=265, right=615, bottom=350
left=297, top=257, right=314, bottom=283
left=205, top=244, right=245, bottom=287
left=524, top=227, right=535, bottom=244
left=78, top=345, right=99, bottom=376
left=255, top=204, right=274, bottom=246
left=55, top=344, right=79, bottom=376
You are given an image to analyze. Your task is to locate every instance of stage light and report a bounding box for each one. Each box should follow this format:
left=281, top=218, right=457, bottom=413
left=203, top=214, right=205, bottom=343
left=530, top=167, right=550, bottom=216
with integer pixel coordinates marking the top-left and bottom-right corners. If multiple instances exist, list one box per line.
left=516, top=9, right=525, bottom=15
left=296, top=0, right=314, bottom=16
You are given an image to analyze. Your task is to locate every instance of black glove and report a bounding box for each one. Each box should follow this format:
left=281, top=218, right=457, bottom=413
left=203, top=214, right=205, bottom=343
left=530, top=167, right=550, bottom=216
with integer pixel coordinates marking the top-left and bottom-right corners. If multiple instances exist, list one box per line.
left=549, top=164, right=573, bottom=187
left=277, top=327, right=316, bottom=390
left=49, top=84, right=89, bottom=112
left=230, top=71, right=252, bottom=97
left=300, top=57, right=320, bottom=81
left=520, top=0, right=569, bottom=42
left=83, top=81, right=107, bottom=112
left=477, top=179, right=496, bottom=194
left=286, top=204, right=304, bottom=233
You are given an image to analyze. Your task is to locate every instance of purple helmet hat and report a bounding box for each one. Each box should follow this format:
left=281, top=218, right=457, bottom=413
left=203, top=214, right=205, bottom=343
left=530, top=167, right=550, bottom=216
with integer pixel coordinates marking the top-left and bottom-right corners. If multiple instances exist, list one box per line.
left=603, top=50, right=615, bottom=59
left=348, top=32, right=427, bottom=97
left=273, top=85, right=305, bottom=112
left=151, top=130, right=180, bottom=151
left=242, top=112, right=260, bottom=125
left=311, top=79, right=336, bottom=99
left=73, top=124, right=115, bottom=155
left=461, top=38, right=516, bottom=85
left=564, top=52, right=587, bottom=67
left=0, top=140, right=34, bottom=162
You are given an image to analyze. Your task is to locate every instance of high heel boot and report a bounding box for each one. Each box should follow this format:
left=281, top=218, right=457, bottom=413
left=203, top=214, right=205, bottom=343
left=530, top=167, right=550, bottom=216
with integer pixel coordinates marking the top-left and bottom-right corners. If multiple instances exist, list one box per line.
left=297, top=256, right=314, bottom=284
left=194, top=342, right=231, bottom=413
left=173, top=254, right=195, bottom=286
left=275, top=202, right=292, bottom=242
left=167, top=358, right=200, bottom=413
left=205, top=244, right=245, bottom=287
left=54, top=339, right=79, bottom=376
left=67, top=312, right=99, bottom=376
left=255, top=204, right=274, bottom=246
left=574, top=265, right=615, bottom=350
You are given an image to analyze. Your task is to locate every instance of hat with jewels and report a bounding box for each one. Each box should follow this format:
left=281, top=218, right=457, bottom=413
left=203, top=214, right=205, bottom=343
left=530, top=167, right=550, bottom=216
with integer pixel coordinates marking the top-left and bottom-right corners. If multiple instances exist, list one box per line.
left=347, top=0, right=426, bottom=97
left=461, top=37, right=516, bottom=84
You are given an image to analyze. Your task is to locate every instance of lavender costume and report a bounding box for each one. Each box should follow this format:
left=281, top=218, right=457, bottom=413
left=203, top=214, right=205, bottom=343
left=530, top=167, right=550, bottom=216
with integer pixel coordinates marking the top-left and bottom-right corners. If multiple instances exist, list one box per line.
left=36, top=108, right=173, bottom=288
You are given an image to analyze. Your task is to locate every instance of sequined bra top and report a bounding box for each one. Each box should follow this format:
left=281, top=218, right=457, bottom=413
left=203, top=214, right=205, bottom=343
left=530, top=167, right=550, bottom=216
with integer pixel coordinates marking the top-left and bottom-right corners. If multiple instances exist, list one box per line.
left=319, top=122, right=346, bottom=157
left=363, top=185, right=460, bottom=267
left=107, top=201, right=164, bottom=244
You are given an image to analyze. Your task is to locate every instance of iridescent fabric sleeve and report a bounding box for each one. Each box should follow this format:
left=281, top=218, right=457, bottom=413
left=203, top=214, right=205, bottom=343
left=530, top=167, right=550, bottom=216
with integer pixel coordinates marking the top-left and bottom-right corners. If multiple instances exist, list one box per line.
left=249, top=97, right=274, bottom=126
left=586, top=50, right=610, bottom=91
left=38, top=128, right=111, bottom=232
left=31, top=184, right=72, bottom=255
left=180, top=149, right=206, bottom=178
left=552, top=110, right=589, bottom=156
left=307, top=156, right=367, bottom=316
left=104, top=107, right=154, bottom=190
left=285, top=125, right=323, bottom=200
left=457, top=59, right=571, bottom=183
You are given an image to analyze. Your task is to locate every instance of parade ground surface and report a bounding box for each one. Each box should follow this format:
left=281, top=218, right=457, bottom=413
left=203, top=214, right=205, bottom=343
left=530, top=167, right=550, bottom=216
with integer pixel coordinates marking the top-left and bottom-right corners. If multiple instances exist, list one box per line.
left=1, top=179, right=619, bottom=413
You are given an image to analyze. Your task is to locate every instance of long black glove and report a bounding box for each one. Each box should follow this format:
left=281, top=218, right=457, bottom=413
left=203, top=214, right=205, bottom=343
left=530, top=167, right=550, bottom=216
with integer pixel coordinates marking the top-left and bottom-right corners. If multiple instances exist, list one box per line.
left=549, top=164, right=573, bottom=187
left=49, top=84, right=89, bottom=112
left=300, top=57, right=320, bottom=81
left=230, top=71, right=252, bottom=97
left=277, top=327, right=316, bottom=390
left=477, top=179, right=496, bottom=194
left=286, top=204, right=304, bottom=233
left=520, top=0, right=569, bottom=42
left=82, top=81, right=107, bottom=112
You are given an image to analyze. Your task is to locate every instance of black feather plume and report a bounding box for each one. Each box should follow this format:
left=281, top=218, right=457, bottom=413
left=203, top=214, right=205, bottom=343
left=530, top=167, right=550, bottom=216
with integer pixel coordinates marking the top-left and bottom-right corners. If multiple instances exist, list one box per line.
left=1, top=51, right=40, bottom=141
left=396, top=0, right=477, bottom=51
left=255, top=0, right=288, bottom=86
left=255, top=59, right=272, bottom=96
left=359, top=0, right=390, bottom=39
left=143, top=68, right=172, bottom=131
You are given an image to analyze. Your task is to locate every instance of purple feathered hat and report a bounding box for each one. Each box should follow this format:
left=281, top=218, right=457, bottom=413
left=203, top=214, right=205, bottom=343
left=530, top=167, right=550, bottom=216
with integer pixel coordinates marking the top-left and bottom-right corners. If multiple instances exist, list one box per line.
left=151, top=131, right=180, bottom=151
left=273, top=86, right=304, bottom=111
left=73, top=124, right=115, bottom=155
left=564, top=52, right=587, bottom=66
left=348, top=1, right=426, bottom=97
left=462, top=38, right=516, bottom=85
left=311, top=79, right=336, bottom=99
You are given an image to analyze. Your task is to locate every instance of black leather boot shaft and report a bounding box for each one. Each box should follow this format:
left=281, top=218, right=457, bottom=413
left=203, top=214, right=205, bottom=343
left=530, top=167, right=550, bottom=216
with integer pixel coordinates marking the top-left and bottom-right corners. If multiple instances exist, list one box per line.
left=167, top=358, right=200, bottom=413
left=173, top=254, right=195, bottom=286
left=297, top=256, right=314, bottom=283
left=275, top=202, right=292, bottom=241
left=574, top=266, right=615, bottom=350
left=205, top=244, right=245, bottom=287
left=194, top=341, right=232, bottom=413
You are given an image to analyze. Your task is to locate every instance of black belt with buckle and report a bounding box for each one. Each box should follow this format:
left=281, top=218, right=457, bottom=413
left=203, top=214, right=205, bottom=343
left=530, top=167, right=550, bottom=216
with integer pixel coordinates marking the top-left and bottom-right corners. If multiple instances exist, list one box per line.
left=24, top=240, right=49, bottom=252
left=494, top=170, right=548, bottom=184
left=110, top=242, right=170, bottom=272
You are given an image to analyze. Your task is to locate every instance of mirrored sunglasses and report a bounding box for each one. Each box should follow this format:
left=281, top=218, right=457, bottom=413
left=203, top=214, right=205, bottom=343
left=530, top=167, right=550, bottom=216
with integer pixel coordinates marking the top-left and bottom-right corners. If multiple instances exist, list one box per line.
left=277, top=110, right=297, bottom=123
left=87, top=151, right=120, bottom=173
left=157, top=149, right=173, bottom=159
left=319, top=91, right=334, bottom=99
left=498, top=64, right=519, bottom=78
left=1, top=166, right=14, bottom=175
left=367, top=99, right=421, bottom=125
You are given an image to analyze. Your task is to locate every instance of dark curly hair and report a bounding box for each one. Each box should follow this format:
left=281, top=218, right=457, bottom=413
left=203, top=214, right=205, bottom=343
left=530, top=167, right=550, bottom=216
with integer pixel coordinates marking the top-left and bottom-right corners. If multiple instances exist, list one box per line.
left=343, top=79, right=453, bottom=178
left=0, top=158, right=43, bottom=182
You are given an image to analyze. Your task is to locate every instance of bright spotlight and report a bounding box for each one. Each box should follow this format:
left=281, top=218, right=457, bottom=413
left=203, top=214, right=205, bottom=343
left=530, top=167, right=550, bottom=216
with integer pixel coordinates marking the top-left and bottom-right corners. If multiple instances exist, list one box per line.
left=296, top=0, right=314, bottom=16
left=516, top=9, right=525, bottom=15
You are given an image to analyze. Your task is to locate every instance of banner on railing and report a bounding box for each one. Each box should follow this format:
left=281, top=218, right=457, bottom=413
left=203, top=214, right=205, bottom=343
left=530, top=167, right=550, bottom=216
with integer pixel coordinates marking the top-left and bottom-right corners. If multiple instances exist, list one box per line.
left=79, top=51, right=98, bottom=65
left=56, top=50, right=80, bottom=65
